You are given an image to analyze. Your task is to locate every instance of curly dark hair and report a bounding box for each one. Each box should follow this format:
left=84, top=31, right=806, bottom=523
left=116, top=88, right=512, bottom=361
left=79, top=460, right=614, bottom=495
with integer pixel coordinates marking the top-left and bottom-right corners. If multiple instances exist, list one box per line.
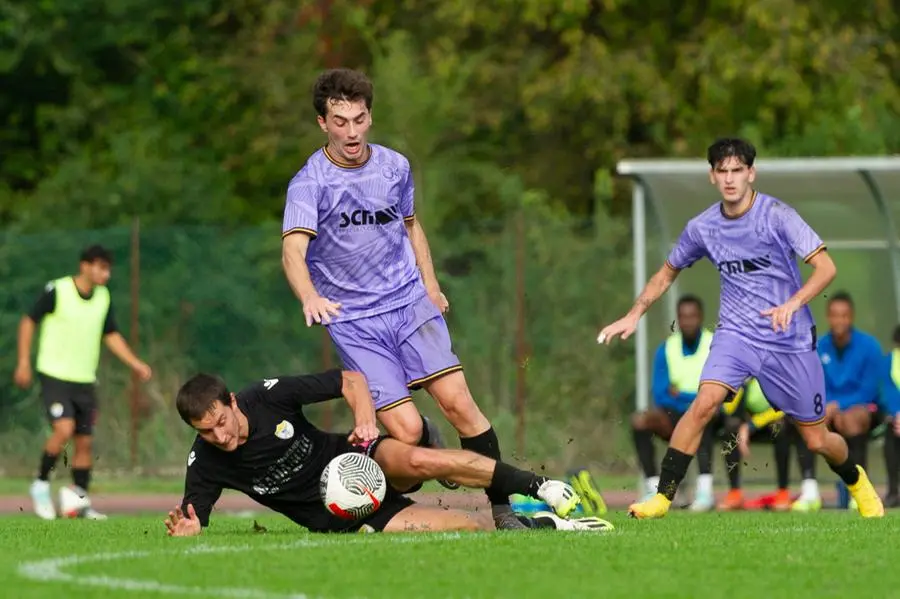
left=707, top=137, right=757, bottom=169
left=312, top=69, right=374, bottom=118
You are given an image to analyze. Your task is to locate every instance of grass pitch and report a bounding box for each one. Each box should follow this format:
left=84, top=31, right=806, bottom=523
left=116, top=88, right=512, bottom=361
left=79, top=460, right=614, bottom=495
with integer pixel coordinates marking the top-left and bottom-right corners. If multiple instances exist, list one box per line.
left=3, top=510, right=898, bottom=598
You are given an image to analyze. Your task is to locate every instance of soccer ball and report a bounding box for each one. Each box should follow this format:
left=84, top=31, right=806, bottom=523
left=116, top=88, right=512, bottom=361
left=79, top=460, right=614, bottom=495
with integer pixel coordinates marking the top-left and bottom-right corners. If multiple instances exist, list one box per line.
left=320, top=453, right=387, bottom=520
left=59, top=485, right=91, bottom=518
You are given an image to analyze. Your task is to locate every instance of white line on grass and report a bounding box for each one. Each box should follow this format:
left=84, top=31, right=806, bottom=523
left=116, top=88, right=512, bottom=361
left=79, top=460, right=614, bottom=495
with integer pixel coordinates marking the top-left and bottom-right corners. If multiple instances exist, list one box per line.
left=18, top=533, right=467, bottom=599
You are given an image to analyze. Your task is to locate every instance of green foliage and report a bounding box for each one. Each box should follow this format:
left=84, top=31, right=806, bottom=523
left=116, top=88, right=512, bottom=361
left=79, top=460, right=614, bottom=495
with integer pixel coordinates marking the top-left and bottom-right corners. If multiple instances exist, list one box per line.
left=2, top=0, right=900, bottom=470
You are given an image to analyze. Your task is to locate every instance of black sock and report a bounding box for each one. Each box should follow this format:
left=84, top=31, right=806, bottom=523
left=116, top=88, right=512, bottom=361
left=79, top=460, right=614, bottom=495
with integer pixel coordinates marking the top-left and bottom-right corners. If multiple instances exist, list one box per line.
left=774, top=427, right=790, bottom=489
left=418, top=416, right=431, bottom=448
left=792, top=426, right=816, bottom=479
left=490, top=461, right=547, bottom=499
left=632, top=429, right=657, bottom=477
left=829, top=457, right=860, bottom=486
left=697, top=427, right=713, bottom=475
left=73, top=468, right=91, bottom=492
left=885, top=430, right=899, bottom=495
left=658, top=448, right=693, bottom=500
left=38, top=452, right=59, bottom=481
left=847, top=435, right=869, bottom=470
left=725, top=440, right=741, bottom=489
left=460, top=427, right=507, bottom=505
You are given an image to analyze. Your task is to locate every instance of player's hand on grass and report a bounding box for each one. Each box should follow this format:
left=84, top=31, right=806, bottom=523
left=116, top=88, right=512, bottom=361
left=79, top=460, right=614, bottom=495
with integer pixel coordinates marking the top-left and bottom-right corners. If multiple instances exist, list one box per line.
left=302, top=295, right=342, bottom=326
left=597, top=314, right=639, bottom=345
left=13, top=361, right=32, bottom=389
left=427, top=287, right=449, bottom=314
left=348, top=420, right=379, bottom=446
left=737, top=423, right=751, bottom=457
left=133, top=361, right=152, bottom=381
left=760, top=299, right=800, bottom=332
left=164, top=504, right=201, bottom=537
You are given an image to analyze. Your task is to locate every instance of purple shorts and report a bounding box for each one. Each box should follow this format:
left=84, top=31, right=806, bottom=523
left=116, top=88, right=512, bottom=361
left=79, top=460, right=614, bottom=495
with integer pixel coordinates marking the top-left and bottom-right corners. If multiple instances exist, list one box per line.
left=700, top=331, right=827, bottom=425
left=327, top=294, right=462, bottom=411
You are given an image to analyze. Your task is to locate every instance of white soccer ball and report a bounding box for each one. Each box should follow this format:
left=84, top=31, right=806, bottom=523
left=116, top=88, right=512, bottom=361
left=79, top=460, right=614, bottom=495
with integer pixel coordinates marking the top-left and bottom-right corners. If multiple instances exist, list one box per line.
left=320, top=453, right=387, bottom=520
left=59, top=485, right=91, bottom=518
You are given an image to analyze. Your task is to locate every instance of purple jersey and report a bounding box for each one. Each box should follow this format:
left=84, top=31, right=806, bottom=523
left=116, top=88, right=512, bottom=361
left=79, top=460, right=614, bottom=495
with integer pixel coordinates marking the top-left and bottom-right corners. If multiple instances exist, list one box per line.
left=666, top=191, right=826, bottom=353
left=282, top=144, right=425, bottom=323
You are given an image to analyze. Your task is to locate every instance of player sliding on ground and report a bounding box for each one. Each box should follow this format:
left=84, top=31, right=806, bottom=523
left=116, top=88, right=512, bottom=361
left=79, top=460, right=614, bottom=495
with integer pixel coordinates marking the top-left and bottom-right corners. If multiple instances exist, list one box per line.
left=164, top=369, right=612, bottom=536
left=598, top=137, right=884, bottom=520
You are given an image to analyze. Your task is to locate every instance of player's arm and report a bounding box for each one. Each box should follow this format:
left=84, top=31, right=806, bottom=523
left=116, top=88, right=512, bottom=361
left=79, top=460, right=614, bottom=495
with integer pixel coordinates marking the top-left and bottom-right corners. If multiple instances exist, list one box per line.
left=166, top=453, right=223, bottom=537
left=784, top=250, right=837, bottom=310
left=282, top=228, right=341, bottom=326
left=281, top=232, right=319, bottom=306
left=777, top=205, right=837, bottom=309
left=404, top=217, right=442, bottom=296
left=14, top=284, right=56, bottom=388
left=103, top=303, right=152, bottom=380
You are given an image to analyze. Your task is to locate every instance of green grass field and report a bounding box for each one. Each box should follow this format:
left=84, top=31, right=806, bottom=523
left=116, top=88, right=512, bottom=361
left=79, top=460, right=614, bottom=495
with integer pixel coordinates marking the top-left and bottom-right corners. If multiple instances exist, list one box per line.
left=4, top=510, right=898, bottom=599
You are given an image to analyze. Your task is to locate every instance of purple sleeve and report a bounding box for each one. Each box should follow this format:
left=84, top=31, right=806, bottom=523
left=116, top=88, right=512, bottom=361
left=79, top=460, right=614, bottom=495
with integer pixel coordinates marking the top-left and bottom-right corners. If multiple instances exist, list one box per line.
left=282, top=174, right=320, bottom=238
left=666, top=221, right=706, bottom=270
left=774, top=202, right=825, bottom=262
left=400, top=165, right=415, bottom=223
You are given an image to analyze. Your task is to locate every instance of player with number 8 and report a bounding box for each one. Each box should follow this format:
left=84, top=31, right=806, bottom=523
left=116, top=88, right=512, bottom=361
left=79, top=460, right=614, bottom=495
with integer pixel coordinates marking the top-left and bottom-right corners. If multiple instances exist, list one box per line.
left=598, top=138, right=884, bottom=520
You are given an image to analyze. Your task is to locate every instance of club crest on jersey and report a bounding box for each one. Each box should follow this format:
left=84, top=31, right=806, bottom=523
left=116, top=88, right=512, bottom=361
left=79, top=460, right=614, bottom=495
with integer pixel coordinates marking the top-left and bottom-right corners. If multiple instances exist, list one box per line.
left=275, top=420, right=295, bottom=440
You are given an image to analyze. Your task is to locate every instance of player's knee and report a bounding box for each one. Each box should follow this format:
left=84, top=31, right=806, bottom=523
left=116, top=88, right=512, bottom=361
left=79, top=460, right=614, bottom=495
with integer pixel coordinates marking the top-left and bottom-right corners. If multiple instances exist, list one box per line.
left=51, top=420, right=75, bottom=440
left=691, top=395, right=721, bottom=424
left=631, top=412, right=648, bottom=431
left=441, top=396, right=485, bottom=434
left=381, top=410, right=424, bottom=445
left=801, top=428, right=827, bottom=453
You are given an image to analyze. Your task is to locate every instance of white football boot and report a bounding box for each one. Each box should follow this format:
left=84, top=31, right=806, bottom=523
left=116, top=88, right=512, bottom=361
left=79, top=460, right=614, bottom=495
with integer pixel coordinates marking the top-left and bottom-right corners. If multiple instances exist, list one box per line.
left=536, top=479, right=581, bottom=518
left=30, top=479, right=56, bottom=520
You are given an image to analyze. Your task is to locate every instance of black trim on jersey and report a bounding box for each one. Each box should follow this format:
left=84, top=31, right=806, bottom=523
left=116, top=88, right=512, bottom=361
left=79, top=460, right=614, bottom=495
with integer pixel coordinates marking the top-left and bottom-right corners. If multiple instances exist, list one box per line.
left=27, top=279, right=117, bottom=335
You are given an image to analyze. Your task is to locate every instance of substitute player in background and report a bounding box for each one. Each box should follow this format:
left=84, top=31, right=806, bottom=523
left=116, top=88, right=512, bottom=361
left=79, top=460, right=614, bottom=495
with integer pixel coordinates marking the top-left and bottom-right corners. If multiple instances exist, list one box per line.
left=280, top=69, right=526, bottom=529
left=164, top=369, right=605, bottom=536
left=880, top=325, right=900, bottom=507
left=629, top=294, right=718, bottom=511
left=14, top=245, right=152, bottom=520
left=817, top=292, right=882, bottom=478
left=598, top=137, right=884, bottom=519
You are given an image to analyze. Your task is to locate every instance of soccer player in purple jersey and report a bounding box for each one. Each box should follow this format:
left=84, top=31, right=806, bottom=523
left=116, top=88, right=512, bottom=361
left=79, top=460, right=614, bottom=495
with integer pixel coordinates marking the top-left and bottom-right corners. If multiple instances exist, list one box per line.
left=598, top=137, right=884, bottom=519
left=280, top=69, right=539, bottom=529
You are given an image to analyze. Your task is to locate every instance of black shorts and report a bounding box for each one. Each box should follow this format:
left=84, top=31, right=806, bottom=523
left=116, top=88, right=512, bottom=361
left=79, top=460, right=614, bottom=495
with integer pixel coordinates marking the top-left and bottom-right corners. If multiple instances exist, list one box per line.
left=38, top=373, right=97, bottom=435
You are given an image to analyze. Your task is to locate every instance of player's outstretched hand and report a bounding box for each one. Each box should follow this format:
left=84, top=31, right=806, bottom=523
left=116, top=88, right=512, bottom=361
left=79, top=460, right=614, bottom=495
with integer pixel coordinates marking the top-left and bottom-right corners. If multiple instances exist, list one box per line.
left=164, top=503, right=202, bottom=537
left=760, top=300, right=799, bottom=333
left=597, top=314, right=639, bottom=345
left=302, top=295, right=342, bottom=326
left=13, top=362, right=32, bottom=389
left=348, top=420, right=379, bottom=446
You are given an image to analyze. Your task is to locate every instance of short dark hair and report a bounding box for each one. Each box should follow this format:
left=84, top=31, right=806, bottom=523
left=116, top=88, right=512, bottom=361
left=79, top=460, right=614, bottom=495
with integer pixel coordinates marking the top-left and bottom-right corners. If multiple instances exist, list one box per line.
left=176, top=373, right=231, bottom=426
left=827, top=291, right=854, bottom=310
left=707, top=138, right=757, bottom=169
left=80, top=244, right=112, bottom=265
left=312, top=69, right=374, bottom=118
left=677, top=294, right=704, bottom=313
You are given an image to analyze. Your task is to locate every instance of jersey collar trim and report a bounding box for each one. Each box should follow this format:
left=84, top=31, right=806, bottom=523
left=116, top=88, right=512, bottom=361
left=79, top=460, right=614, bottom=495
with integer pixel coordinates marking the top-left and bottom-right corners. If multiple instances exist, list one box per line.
left=323, top=144, right=371, bottom=169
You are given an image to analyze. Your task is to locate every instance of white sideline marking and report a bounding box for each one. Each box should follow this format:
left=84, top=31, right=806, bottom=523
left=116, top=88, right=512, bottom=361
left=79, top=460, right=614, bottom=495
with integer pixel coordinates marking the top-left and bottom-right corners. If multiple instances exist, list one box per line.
left=18, top=534, right=465, bottom=598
